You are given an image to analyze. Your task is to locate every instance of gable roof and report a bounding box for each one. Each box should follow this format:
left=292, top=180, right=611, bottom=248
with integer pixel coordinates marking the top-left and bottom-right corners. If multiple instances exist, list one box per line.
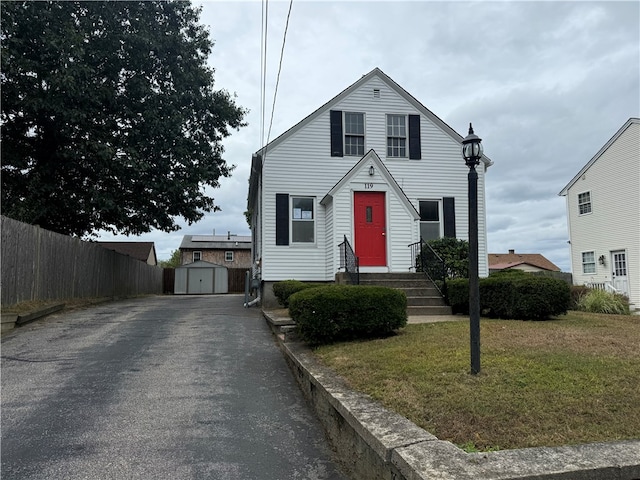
left=559, top=117, right=640, bottom=196
left=248, top=67, right=494, bottom=209
left=488, top=251, right=560, bottom=272
left=96, top=241, right=156, bottom=264
left=320, top=149, right=420, bottom=219
left=179, top=234, right=251, bottom=250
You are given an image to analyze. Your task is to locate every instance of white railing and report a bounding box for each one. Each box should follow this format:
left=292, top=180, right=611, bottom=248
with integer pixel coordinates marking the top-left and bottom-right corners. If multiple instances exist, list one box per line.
left=585, top=281, right=619, bottom=294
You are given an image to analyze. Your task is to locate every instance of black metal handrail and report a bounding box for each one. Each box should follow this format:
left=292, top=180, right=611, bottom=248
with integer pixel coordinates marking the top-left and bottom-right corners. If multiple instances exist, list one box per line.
left=409, top=237, right=447, bottom=299
left=338, top=235, right=359, bottom=285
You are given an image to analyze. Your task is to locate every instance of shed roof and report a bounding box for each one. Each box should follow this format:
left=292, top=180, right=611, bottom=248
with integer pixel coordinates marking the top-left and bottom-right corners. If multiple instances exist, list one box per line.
left=488, top=251, right=560, bottom=272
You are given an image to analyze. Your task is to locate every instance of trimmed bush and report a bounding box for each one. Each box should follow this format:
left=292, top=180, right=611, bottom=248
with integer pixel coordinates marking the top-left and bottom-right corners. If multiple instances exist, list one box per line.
left=272, top=280, right=326, bottom=307
left=288, top=285, right=407, bottom=345
left=444, top=273, right=570, bottom=320
left=576, top=289, right=630, bottom=315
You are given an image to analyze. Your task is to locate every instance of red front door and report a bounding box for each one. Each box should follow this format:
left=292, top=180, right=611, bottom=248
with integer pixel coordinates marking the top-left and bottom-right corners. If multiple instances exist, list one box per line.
left=354, top=191, right=386, bottom=266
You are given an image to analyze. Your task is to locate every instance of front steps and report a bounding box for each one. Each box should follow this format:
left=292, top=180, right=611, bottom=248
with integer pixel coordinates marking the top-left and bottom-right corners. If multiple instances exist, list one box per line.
left=357, top=272, right=452, bottom=316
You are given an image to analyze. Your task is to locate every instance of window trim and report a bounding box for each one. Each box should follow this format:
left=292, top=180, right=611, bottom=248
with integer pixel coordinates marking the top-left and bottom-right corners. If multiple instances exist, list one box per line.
left=290, top=195, right=316, bottom=244
left=386, top=114, right=408, bottom=158
left=581, top=250, right=596, bottom=274
left=225, top=251, right=234, bottom=262
left=578, top=191, right=592, bottom=215
left=343, top=111, right=365, bottom=156
left=193, top=251, right=202, bottom=262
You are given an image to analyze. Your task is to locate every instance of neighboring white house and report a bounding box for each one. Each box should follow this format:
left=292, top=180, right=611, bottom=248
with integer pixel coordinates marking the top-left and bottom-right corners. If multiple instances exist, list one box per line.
left=247, top=68, right=493, bottom=307
left=559, top=117, right=640, bottom=312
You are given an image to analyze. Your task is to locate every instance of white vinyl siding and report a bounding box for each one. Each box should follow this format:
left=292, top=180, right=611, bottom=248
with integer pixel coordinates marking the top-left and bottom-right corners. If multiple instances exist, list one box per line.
left=565, top=120, right=639, bottom=309
left=258, top=74, right=490, bottom=281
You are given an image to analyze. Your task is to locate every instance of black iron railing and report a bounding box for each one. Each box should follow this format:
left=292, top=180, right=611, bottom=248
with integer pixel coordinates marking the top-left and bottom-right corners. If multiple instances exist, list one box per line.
left=339, top=235, right=359, bottom=285
left=409, top=237, right=447, bottom=299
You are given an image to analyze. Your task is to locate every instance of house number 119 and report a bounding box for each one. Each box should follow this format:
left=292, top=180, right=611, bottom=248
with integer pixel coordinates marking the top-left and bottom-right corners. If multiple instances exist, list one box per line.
left=364, top=183, right=374, bottom=189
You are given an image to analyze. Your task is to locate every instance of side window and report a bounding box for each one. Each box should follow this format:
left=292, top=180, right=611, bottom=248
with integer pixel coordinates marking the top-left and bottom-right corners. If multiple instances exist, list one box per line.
left=578, top=191, right=592, bottom=215
left=291, top=196, right=315, bottom=243
left=419, top=200, right=440, bottom=240
left=225, top=251, right=234, bottom=262
left=582, top=251, right=596, bottom=274
left=193, top=251, right=202, bottom=262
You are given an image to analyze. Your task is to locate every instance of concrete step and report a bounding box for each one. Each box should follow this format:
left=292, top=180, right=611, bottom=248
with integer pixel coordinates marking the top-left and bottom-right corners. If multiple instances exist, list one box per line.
left=407, top=296, right=448, bottom=307
left=360, top=279, right=438, bottom=289
left=359, top=272, right=424, bottom=281
left=408, top=305, right=453, bottom=316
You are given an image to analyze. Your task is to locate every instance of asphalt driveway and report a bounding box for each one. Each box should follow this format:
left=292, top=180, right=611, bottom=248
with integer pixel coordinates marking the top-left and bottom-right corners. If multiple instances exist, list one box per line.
left=1, top=295, right=347, bottom=480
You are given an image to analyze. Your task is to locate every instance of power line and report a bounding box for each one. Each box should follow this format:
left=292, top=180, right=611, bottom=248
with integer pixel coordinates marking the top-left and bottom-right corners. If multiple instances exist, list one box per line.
left=264, top=0, right=293, bottom=156
left=259, top=0, right=269, bottom=149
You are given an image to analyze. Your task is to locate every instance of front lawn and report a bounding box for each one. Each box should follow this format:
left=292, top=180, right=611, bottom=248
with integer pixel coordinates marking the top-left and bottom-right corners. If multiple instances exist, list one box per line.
left=313, top=311, right=640, bottom=451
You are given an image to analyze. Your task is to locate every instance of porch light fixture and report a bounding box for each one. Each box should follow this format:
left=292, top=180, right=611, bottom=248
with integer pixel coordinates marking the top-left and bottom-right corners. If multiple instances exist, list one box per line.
left=462, top=123, right=483, bottom=375
left=599, top=255, right=606, bottom=266
left=369, top=165, right=375, bottom=176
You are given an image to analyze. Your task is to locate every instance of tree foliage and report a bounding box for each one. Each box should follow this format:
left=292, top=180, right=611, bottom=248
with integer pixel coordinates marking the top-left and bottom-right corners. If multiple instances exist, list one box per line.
left=159, top=248, right=182, bottom=268
left=1, top=1, right=247, bottom=237
left=426, top=237, right=469, bottom=279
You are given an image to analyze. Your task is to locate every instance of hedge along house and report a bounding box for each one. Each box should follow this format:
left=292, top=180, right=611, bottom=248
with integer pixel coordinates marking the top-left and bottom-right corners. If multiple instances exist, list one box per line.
left=247, top=68, right=493, bottom=307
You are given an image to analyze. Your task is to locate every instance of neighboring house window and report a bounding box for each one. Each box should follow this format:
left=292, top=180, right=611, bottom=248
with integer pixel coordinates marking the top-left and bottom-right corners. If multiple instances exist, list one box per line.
left=419, top=200, right=440, bottom=240
left=578, top=191, right=592, bottom=215
left=193, top=251, right=201, bottom=262
left=582, top=251, right=596, bottom=274
left=291, top=196, right=315, bottom=243
left=344, top=112, right=365, bottom=156
left=225, top=251, right=234, bottom=262
left=386, top=114, right=421, bottom=159
left=387, top=114, right=407, bottom=157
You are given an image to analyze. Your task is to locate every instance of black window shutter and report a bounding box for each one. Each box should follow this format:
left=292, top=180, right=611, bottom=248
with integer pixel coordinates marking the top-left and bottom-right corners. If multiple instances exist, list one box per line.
left=275, top=194, right=289, bottom=245
left=443, top=197, right=456, bottom=237
left=408, top=114, right=421, bottom=160
left=330, top=110, right=343, bottom=157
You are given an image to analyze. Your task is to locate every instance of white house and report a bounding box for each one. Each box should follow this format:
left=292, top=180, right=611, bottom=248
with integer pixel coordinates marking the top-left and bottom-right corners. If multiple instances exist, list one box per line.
left=247, top=68, right=493, bottom=307
left=559, top=117, right=640, bottom=312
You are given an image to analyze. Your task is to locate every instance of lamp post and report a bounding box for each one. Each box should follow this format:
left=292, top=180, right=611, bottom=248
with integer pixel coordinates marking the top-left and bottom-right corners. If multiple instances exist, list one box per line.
left=462, top=123, right=483, bottom=375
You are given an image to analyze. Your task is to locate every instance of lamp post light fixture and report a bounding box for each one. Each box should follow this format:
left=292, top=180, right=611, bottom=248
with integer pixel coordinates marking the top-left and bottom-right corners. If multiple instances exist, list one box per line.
left=462, top=123, right=483, bottom=375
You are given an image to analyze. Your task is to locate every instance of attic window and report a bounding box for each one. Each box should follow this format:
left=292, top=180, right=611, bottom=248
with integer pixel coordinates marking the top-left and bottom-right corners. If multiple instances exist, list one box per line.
left=373, top=88, right=380, bottom=98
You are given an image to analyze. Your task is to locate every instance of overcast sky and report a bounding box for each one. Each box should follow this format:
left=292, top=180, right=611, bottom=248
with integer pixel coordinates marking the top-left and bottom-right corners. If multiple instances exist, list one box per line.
left=96, top=0, right=640, bottom=272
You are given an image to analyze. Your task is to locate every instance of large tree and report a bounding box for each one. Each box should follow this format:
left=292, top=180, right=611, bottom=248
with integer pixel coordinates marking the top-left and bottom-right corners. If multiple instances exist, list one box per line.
left=1, top=1, right=246, bottom=237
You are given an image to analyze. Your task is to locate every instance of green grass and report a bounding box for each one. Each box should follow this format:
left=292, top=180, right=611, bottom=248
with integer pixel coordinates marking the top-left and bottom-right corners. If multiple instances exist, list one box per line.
left=313, top=311, right=640, bottom=451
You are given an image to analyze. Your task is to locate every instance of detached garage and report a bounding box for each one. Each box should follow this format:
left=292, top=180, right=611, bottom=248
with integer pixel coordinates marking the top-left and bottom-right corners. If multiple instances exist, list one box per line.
left=174, top=261, right=228, bottom=294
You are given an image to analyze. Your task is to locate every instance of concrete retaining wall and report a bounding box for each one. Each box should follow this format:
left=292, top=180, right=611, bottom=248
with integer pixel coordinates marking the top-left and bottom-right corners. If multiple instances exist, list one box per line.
left=277, top=335, right=640, bottom=480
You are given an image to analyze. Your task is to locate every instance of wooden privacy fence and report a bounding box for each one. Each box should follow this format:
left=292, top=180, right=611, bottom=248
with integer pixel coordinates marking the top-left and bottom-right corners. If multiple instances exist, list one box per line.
left=1, top=216, right=163, bottom=307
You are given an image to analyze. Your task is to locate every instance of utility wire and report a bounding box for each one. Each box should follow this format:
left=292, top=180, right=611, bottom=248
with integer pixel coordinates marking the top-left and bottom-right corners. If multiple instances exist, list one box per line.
left=264, top=0, right=293, bottom=157
left=259, top=0, right=268, bottom=149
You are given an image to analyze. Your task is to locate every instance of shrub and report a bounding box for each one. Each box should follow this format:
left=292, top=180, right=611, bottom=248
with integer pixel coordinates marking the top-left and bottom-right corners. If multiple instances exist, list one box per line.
left=570, top=285, right=590, bottom=310
left=288, top=285, right=407, bottom=345
left=443, top=273, right=570, bottom=320
left=423, top=237, right=469, bottom=279
left=576, top=289, right=630, bottom=315
left=272, top=280, right=326, bottom=307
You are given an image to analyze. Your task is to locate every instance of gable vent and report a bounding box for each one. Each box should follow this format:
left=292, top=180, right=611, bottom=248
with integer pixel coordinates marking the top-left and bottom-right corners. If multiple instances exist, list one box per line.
left=373, top=88, right=380, bottom=98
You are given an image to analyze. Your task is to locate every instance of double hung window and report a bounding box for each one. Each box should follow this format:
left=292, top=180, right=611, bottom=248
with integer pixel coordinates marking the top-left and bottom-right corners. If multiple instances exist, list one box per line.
left=387, top=114, right=407, bottom=157
left=578, top=191, right=591, bottom=215
left=419, top=200, right=440, bottom=240
left=291, top=196, right=315, bottom=243
left=582, top=251, right=596, bottom=274
left=344, top=112, right=365, bottom=156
